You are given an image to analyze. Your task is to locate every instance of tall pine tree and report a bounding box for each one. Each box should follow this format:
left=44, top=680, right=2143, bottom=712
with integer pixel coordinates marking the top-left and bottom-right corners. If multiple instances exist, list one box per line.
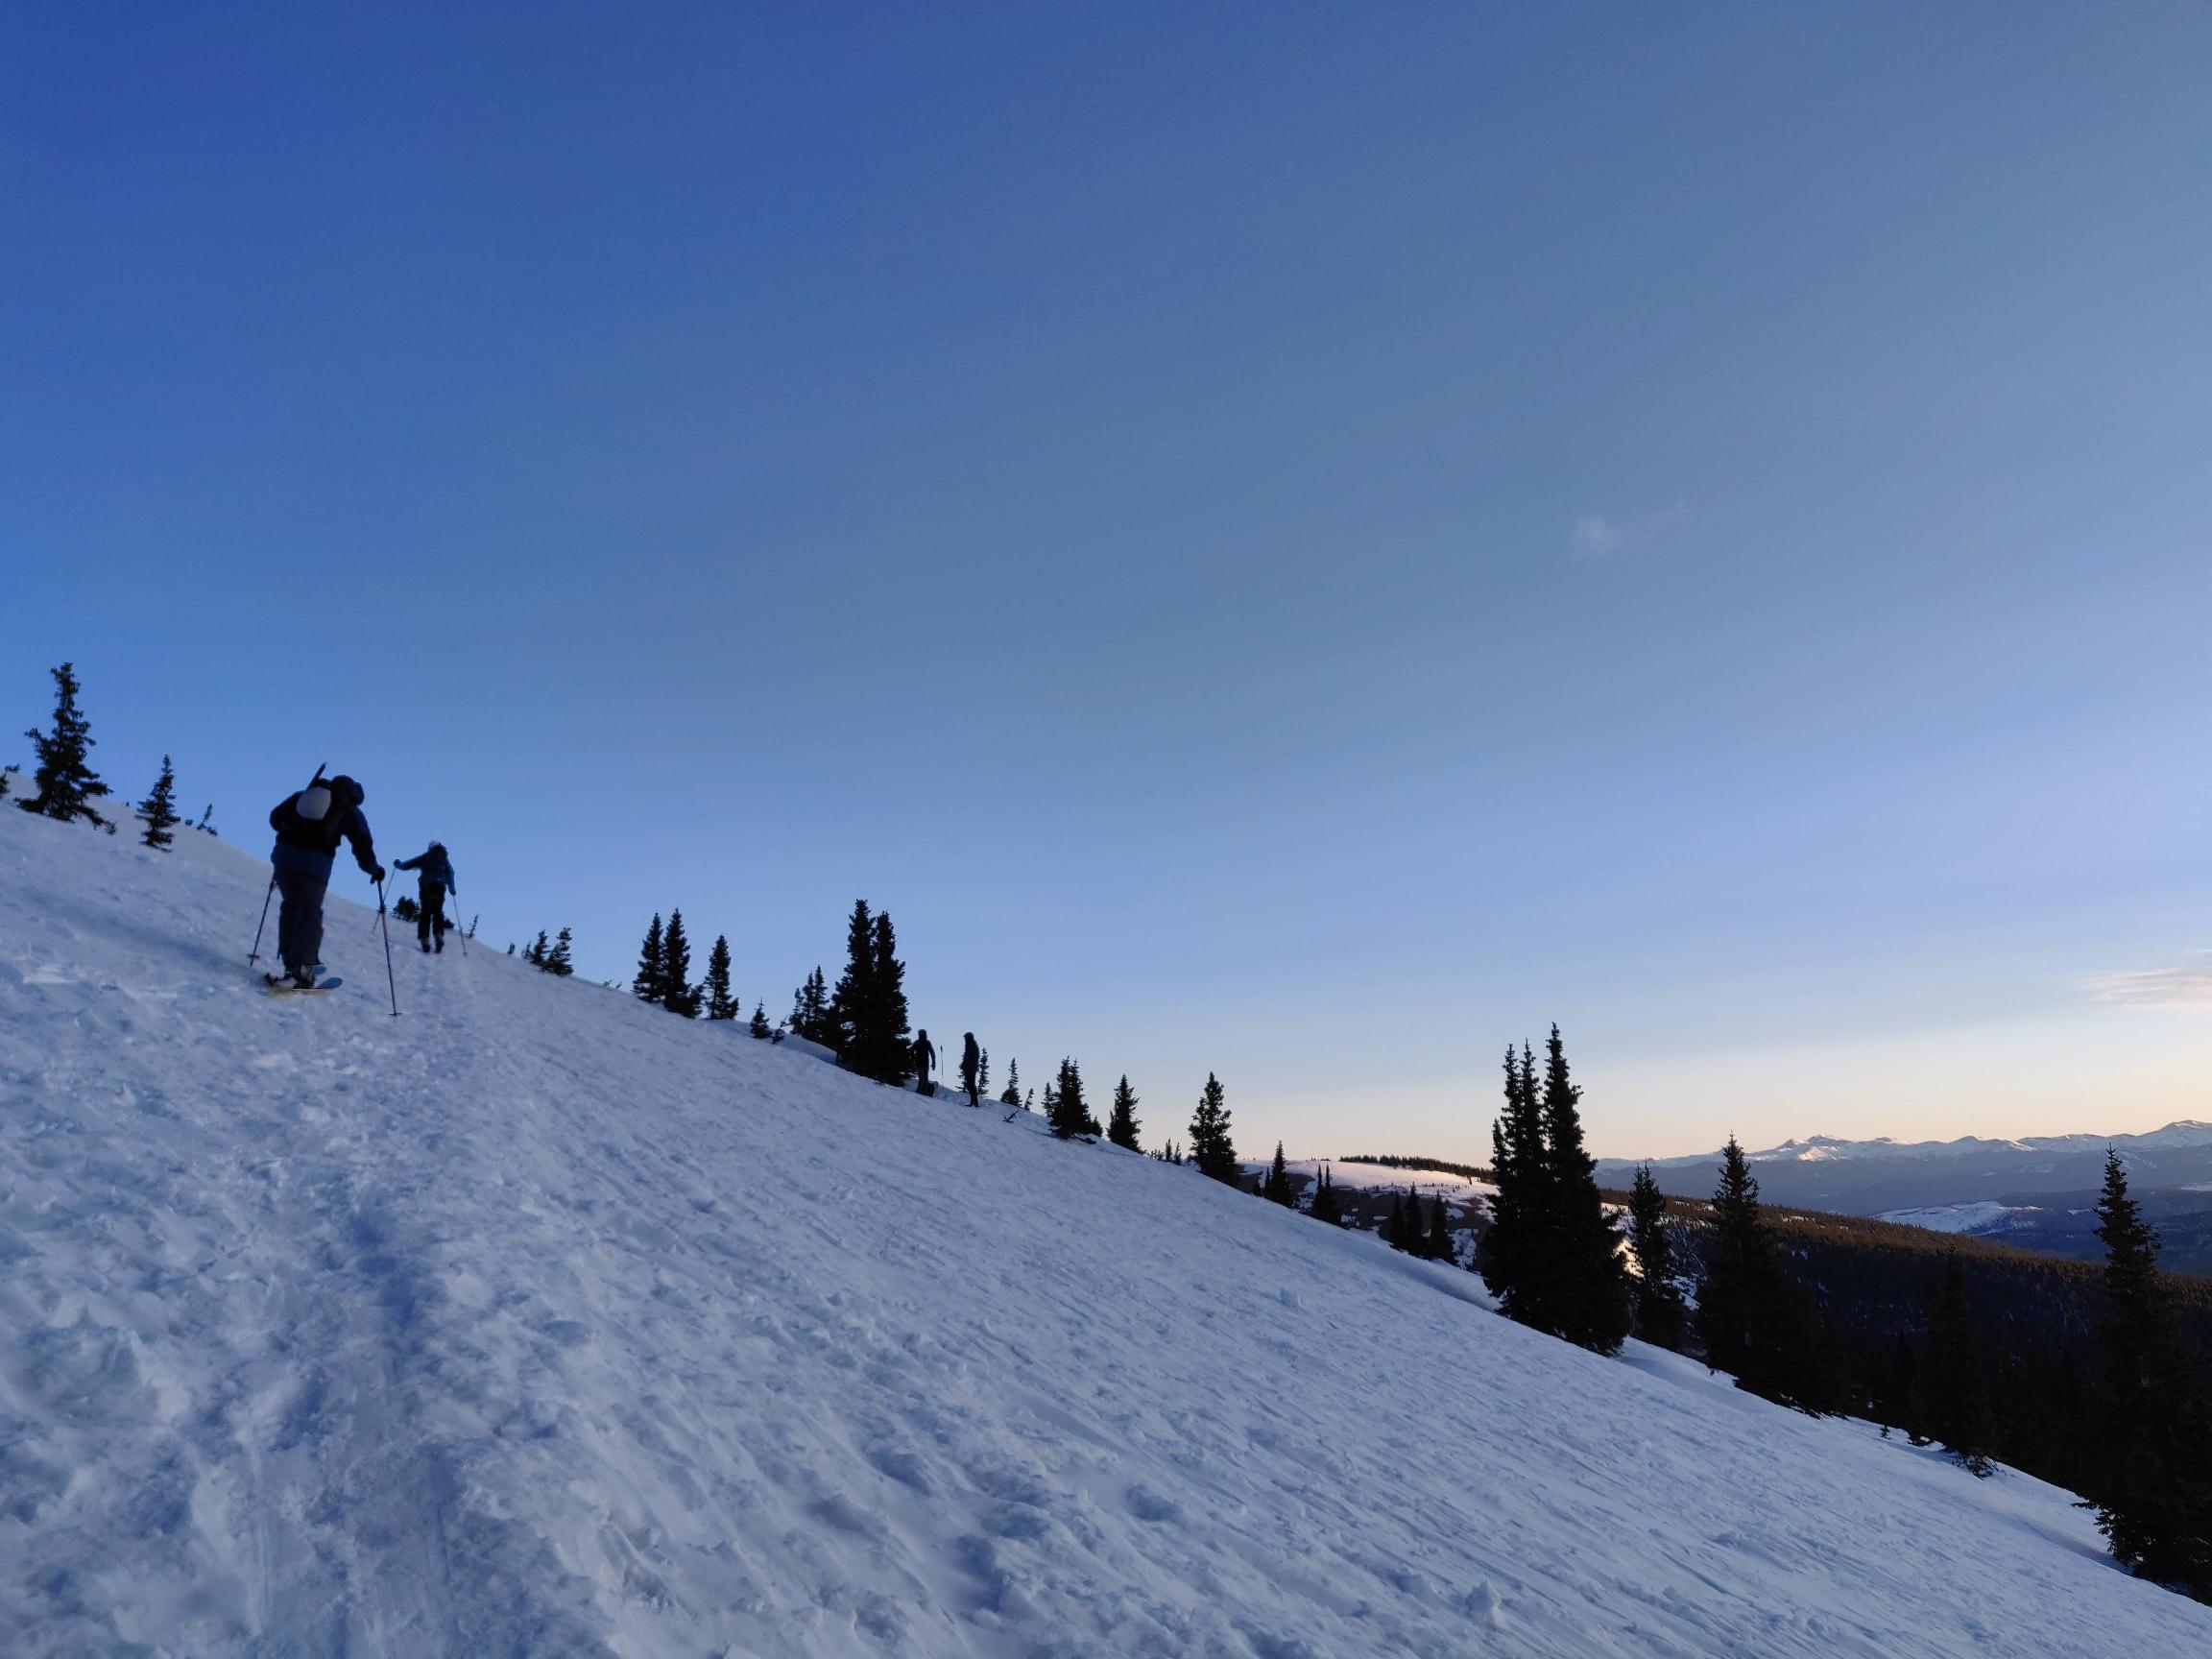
left=866, top=911, right=913, bottom=1084
left=20, top=662, right=109, bottom=827
left=750, top=1000, right=772, bottom=1038
left=1533, top=1026, right=1632, bottom=1353
left=1107, top=1074, right=1142, bottom=1150
left=527, top=930, right=549, bottom=967
left=1308, top=1166, right=1341, bottom=1225
left=999, top=1059, right=1022, bottom=1109
left=634, top=914, right=665, bottom=1003
left=137, top=755, right=179, bottom=850
left=1626, top=1164, right=1687, bottom=1350
left=703, top=934, right=739, bottom=1021
left=790, top=968, right=830, bottom=1042
left=1263, top=1142, right=1294, bottom=1207
left=1189, top=1072, right=1237, bottom=1184
left=1427, top=1192, right=1455, bottom=1262
left=1049, top=1057, right=1091, bottom=1140
left=2089, top=1149, right=2212, bottom=1596
left=545, top=927, right=575, bottom=976
left=1477, top=1045, right=1545, bottom=1315
left=1696, top=1137, right=1822, bottom=1409
left=827, top=902, right=874, bottom=1053
left=658, top=911, right=696, bottom=1016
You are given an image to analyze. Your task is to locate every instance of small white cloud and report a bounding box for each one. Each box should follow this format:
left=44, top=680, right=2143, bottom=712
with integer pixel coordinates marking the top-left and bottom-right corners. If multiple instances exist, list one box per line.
left=2085, top=957, right=2212, bottom=1007
left=1568, top=502, right=1685, bottom=560
left=1570, top=516, right=1621, bottom=557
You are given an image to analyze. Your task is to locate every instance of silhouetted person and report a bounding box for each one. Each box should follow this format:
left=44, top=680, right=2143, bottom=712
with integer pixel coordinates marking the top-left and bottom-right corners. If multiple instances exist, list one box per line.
left=913, top=1029, right=936, bottom=1096
left=960, top=1032, right=981, bottom=1107
left=267, top=774, right=380, bottom=987
left=394, top=842, right=457, bottom=953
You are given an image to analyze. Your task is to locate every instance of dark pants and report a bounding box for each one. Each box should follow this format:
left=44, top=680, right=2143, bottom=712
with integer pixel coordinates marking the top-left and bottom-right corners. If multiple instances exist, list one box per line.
left=275, top=865, right=329, bottom=976
left=962, top=1068, right=979, bottom=1107
left=417, top=881, right=448, bottom=946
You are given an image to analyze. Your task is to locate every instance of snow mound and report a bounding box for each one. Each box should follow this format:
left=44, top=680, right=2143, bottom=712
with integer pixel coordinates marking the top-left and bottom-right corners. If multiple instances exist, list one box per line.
left=1874, top=1201, right=2034, bottom=1236
left=4, top=807, right=2207, bottom=1657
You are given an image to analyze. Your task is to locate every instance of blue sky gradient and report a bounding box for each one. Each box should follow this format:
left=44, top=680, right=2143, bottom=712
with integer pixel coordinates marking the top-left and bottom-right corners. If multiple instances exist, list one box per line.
left=9, top=3, right=2209, bottom=1158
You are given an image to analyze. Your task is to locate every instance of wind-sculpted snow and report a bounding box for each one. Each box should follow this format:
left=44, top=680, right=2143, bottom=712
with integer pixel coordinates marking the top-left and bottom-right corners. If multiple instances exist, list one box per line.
left=3, top=809, right=2205, bottom=1657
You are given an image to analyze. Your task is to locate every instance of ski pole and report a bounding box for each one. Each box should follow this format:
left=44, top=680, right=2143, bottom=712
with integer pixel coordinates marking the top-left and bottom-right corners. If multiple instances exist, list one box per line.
left=248, top=873, right=276, bottom=964
left=375, top=876, right=400, bottom=1017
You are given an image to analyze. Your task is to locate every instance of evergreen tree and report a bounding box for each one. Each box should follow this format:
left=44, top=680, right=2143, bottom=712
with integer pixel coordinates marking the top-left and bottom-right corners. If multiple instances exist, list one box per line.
left=867, top=911, right=912, bottom=1083
left=19, top=662, right=109, bottom=827
left=1696, top=1137, right=1822, bottom=1409
left=526, top=930, right=549, bottom=967
left=545, top=927, right=575, bottom=976
left=703, top=934, right=739, bottom=1021
left=750, top=1000, right=771, bottom=1039
left=1386, top=1190, right=1408, bottom=1250
left=1916, top=1253, right=1995, bottom=1476
left=1477, top=1045, right=1545, bottom=1314
left=827, top=902, right=874, bottom=1052
left=790, top=967, right=830, bottom=1042
left=1427, top=1192, right=1455, bottom=1262
left=1106, top=1075, right=1142, bottom=1150
left=1626, top=1164, right=1688, bottom=1350
left=634, top=914, right=665, bottom=1003
left=1049, top=1057, right=1091, bottom=1140
left=137, top=755, right=179, bottom=850
left=977, top=1047, right=991, bottom=1094
left=1188, top=1072, right=1238, bottom=1184
left=999, top=1059, right=1022, bottom=1109
left=1263, top=1142, right=1295, bottom=1207
left=661, top=910, right=697, bottom=1016
left=395, top=895, right=421, bottom=924
left=1535, top=1026, right=1632, bottom=1353
left=2089, top=1149, right=2212, bottom=1596
left=1308, top=1166, right=1341, bottom=1225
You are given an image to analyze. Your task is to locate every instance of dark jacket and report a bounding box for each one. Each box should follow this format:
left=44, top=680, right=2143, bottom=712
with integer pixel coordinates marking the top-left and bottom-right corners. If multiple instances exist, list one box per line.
left=395, top=847, right=457, bottom=895
left=961, top=1035, right=980, bottom=1078
left=269, top=777, right=377, bottom=878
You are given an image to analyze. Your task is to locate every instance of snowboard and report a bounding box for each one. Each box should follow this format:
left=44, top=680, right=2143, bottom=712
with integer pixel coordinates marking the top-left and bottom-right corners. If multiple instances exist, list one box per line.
left=264, top=974, right=342, bottom=994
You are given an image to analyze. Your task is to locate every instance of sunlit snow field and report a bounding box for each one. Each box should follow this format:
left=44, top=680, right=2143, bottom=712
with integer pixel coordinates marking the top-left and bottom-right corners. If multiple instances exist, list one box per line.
left=3, top=806, right=2203, bottom=1657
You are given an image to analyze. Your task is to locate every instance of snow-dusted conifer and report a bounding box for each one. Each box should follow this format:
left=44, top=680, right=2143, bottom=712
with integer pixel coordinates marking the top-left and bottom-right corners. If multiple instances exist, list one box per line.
left=634, top=914, right=665, bottom=1003
left=138, top=756, right=179, bottom=850
left=1189, top=1072, right=1237, bottom=1185
left=703, top=934, right=738, bottom=1020
left=21, top=662, right=109, bottom=827
left=1107, top=1075, right=1142, bottom=1150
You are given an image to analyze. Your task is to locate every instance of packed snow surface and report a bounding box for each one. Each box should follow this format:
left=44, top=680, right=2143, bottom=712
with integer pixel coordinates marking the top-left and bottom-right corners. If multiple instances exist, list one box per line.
left=5, top=808, right=2207, bottom=1657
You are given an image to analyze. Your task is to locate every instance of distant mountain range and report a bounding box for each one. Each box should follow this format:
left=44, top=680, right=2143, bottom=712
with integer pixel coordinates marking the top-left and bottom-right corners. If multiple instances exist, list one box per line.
left=1596, top=1119, right=2212, bottom=1216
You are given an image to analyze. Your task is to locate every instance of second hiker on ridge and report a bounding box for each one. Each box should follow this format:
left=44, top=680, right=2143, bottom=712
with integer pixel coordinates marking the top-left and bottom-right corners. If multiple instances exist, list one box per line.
left=394, top=841, right=458, bottom=953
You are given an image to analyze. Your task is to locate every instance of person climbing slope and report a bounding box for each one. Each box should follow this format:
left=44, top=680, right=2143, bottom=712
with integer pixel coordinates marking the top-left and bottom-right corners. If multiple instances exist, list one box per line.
left=266, top=773, right=381, bottom=988
left=960, top=1032, right=981, bottom=1107
left=912, top=1029, right=937, bottom=1097
left=393, top=841, right=458, bottom=953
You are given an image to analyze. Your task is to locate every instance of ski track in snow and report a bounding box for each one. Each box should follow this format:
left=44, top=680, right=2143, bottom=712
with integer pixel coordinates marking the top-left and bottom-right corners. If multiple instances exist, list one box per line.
left=3, top=808, right=2206, bottom=1657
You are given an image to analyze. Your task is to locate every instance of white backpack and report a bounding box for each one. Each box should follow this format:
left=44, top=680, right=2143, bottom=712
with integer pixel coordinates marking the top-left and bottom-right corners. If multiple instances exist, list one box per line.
left=296, top=783, right=333, bottom=823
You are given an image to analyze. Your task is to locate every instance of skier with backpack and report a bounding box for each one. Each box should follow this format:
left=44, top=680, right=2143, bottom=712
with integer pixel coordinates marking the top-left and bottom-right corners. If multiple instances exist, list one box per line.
left=960, top=1033, right=982, bottom=1107
left=912, top=1029, right=937, bottom=1097
left=393, top=841, right=457, bottom=953
left=265, top=773, right=381, bottom=988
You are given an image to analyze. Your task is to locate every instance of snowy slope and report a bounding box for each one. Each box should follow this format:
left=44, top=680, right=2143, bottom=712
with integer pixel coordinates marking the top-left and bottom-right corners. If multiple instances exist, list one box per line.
left=5, top=810, right=2207, bottom=1658
left=1874, top=1202, right=2039, bottom=1237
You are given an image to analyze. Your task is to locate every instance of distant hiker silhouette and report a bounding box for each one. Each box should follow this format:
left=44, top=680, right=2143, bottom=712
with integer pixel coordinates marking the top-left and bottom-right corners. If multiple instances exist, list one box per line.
left=960, top=1033, right=981, bottom=1107
left=267, top=774, right=379, bottom=988
left=913, top=1029, right=937, bottom=1096
left=394, top=842, right=457, bottom=953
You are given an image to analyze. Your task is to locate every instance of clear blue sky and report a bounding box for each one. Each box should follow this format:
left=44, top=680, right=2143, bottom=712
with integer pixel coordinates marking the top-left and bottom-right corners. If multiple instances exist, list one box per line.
left=9, top=3, right=2209, bottom=1160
